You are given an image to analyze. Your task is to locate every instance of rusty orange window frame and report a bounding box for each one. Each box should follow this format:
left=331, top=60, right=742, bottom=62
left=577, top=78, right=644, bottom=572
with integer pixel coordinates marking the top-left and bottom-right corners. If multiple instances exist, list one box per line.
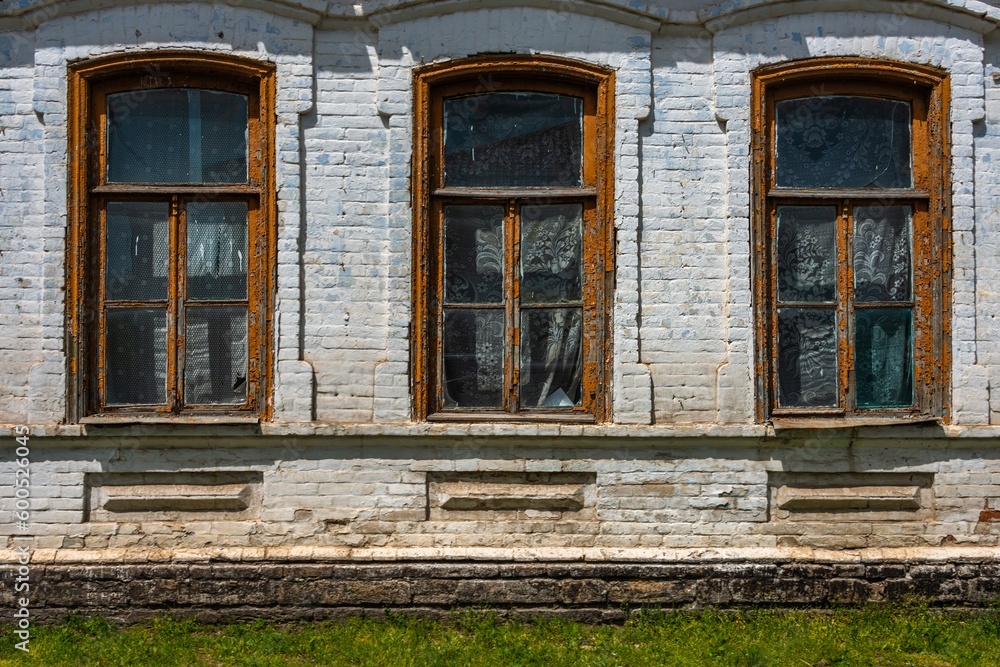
left=751, top=58, right=951, bottom=424
left=67, top=52, right=276, bottom=421
left=412, top=56, right=614, bottom=422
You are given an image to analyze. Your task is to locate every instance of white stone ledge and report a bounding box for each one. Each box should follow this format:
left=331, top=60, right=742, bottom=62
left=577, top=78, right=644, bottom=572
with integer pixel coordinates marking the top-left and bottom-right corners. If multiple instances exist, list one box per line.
left=7, top=545, right=1000, bottom=565
left=8, top=422, right=1000, bottom=442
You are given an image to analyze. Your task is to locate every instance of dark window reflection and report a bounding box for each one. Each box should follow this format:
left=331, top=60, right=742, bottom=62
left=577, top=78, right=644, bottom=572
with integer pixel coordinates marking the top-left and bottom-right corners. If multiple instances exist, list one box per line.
left=444, top=92, right=582, bottom=187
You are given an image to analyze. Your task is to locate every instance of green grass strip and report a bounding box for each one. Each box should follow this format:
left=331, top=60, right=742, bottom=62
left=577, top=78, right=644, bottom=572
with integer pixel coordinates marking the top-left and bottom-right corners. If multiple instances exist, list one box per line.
left=2, top=603, right=1000, bottom=666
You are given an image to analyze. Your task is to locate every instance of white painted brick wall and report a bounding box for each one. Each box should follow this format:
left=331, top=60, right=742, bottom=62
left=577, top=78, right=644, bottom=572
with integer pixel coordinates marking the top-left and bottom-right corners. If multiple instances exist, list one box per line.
left=0, top=29, right=43, bottom=424
left=977, top=32, right=1000, bottom=424
left=1, top=0, right=1000, bottom=560
left=2, top=435, right=999, bottom=555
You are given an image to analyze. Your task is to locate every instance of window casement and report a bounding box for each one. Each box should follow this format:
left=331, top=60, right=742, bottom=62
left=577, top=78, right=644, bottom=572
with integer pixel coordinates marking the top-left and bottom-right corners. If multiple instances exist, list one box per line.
left=752, top=58, right=950, bottom=423
left=413, top=56, right=614, bottom=422
left=67, top=53, right=275, bottom=420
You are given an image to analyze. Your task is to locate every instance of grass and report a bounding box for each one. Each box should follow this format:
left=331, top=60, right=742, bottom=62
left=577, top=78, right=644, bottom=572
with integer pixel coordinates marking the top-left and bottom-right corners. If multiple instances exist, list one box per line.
left=2, top=603, right=1000, bottom=666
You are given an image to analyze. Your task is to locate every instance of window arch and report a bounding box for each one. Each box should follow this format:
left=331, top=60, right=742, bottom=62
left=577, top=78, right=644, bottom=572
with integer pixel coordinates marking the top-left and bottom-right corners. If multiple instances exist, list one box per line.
left=412, top=56, right=614, bottom=421
left=67, top=52, right=275, bottom=420
left=751, top=58, right=950, bottom=422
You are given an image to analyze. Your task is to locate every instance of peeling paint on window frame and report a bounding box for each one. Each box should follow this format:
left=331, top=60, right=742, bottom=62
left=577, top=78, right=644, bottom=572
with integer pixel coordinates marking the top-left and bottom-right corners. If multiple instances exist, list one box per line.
left=751, top=57, right=951, bottom=424
left=412, top=56, right=615, bottom=423
left=67, top=52, right=276, bottom=422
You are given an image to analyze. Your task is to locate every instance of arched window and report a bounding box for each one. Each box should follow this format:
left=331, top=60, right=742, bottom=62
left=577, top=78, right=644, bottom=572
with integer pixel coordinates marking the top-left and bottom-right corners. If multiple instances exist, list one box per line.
left=68, top=53, right=275, bottom=420
left=412, top=56, right=614, bottom=421
left=752, top=58, right=950, bottom=422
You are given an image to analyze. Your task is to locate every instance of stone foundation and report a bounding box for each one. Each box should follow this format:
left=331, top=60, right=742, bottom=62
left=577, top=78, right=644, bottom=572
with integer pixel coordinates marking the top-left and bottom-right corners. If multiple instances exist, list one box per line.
left=7, top=560, right=999, bottom=624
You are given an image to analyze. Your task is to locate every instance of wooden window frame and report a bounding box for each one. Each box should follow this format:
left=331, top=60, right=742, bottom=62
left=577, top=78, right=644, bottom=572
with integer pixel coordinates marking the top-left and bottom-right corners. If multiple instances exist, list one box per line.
left=751, top=58, right=951, bottom=424
left=412, top=56, right=614, bottom=423
left=67, top=52, right=276, bottom=422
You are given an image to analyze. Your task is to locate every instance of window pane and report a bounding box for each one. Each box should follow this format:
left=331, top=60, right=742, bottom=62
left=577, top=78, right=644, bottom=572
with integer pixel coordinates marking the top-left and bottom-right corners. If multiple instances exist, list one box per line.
left=777, top=206, right=837, bottom=303
left=520, top=308, right=583, bottom=408
left=105, top=308, right=167, bottom=405
left=855, top=308, right=913, bottom=408
left=443, top=92, right=582, bottom=187
left=444, top=205, right=504, bottom=304
left=105, top=202, right=169, bottom=301
left=854, top=206, right=912, bottom=302
left=443, top=309, right=503, bottom=408
left=186, top=202, right=248, bottom=301
left=777, top=308, right=838, bottom=408
left=108, top=89, right=248, bottom=183
left=184, top=306, right=248, bottom=405
left=775, top=96, right=911, bottom=189
left=521, top=204, right=583, bottom=304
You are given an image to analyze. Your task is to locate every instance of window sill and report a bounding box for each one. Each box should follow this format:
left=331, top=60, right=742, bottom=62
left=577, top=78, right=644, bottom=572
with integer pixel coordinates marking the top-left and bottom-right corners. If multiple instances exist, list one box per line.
left=9, top=420, right=1000, bottom=441
left=426, top=412, right=596, bottom=424
left=769, top=416, right=944, bottom=431
left=79, top=415, right=260, bottom=426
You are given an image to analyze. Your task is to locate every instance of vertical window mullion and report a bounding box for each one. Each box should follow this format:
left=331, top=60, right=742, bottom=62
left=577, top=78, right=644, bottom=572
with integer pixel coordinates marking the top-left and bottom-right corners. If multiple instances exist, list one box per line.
left=170, top=196, right=183, bottom=412
left=580, top=200, right=599, bottom=414
left=246, top=196, right=260, bottom=411
left=96, top=202, right=109, bottom=411
left=769, top=202, right=781, bottom=414
left=434, top=198, right=446, bottom=413
left=507, top=199, right=519, bottom=413
left=840, top=200, right=853, bottom=412
left=912, top=200, right=930, bottom=412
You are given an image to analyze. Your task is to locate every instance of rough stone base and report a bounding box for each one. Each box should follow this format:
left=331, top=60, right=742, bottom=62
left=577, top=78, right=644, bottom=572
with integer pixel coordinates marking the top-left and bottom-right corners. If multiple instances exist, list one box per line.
left=6, top=561, right=1000, bottom=624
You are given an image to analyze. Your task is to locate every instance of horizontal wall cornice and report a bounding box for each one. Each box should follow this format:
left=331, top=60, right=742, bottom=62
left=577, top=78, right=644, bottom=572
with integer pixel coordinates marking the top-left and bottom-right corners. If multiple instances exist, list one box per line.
left=702, top=0, right=999, bottom=34
left=2, top=0, right=997, bottom=32
left=0, top=0, right=326, bottom=27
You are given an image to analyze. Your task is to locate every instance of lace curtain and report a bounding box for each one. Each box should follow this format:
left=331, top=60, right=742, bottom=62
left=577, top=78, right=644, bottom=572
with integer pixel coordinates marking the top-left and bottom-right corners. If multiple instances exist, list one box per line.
left=442, top=205, right=583, bottom=408
left=519, top=205, right=583, bottom=408
left=853, top=206, right=913, bottom=407
left=775, top=96, right=911, bottom=189
left=776, top=205, right=914, bottom=408
left=443, top=92, right=583, bottom=188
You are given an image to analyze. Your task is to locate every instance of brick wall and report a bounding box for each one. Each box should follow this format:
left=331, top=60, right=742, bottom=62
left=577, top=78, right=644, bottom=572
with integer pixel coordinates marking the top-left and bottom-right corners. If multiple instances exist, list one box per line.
left=1, top=0, right=1000, bottom=612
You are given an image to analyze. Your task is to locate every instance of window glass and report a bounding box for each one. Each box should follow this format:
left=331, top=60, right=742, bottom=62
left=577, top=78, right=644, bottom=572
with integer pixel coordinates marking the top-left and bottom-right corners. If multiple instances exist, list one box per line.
left=775, top=96, right=911, bottom=189
left=443, top=92, right=583, bottom=187
left=855, top=308, right=913, bottom=408
left=186, top=202, right=249, bottom=301
left=520, top=204, right=583, bottom=304
left=520, top=308, right=583, bottom=408
left=443, top=309, right=504, bottom=408
left=777, top=308, right=838, bottom=408
left=105, top=308, right=168, bottom=405
left=184, top=306, right=248, bottom=405
left=777, top=206, right=837, bottom=303
left=105, top=202, right=169, bottom=301
left=853, top=205, right=912, bottom=302
left=444, top=205, right=504, bottom=304
left=107, top=89, right=248, bottom=183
